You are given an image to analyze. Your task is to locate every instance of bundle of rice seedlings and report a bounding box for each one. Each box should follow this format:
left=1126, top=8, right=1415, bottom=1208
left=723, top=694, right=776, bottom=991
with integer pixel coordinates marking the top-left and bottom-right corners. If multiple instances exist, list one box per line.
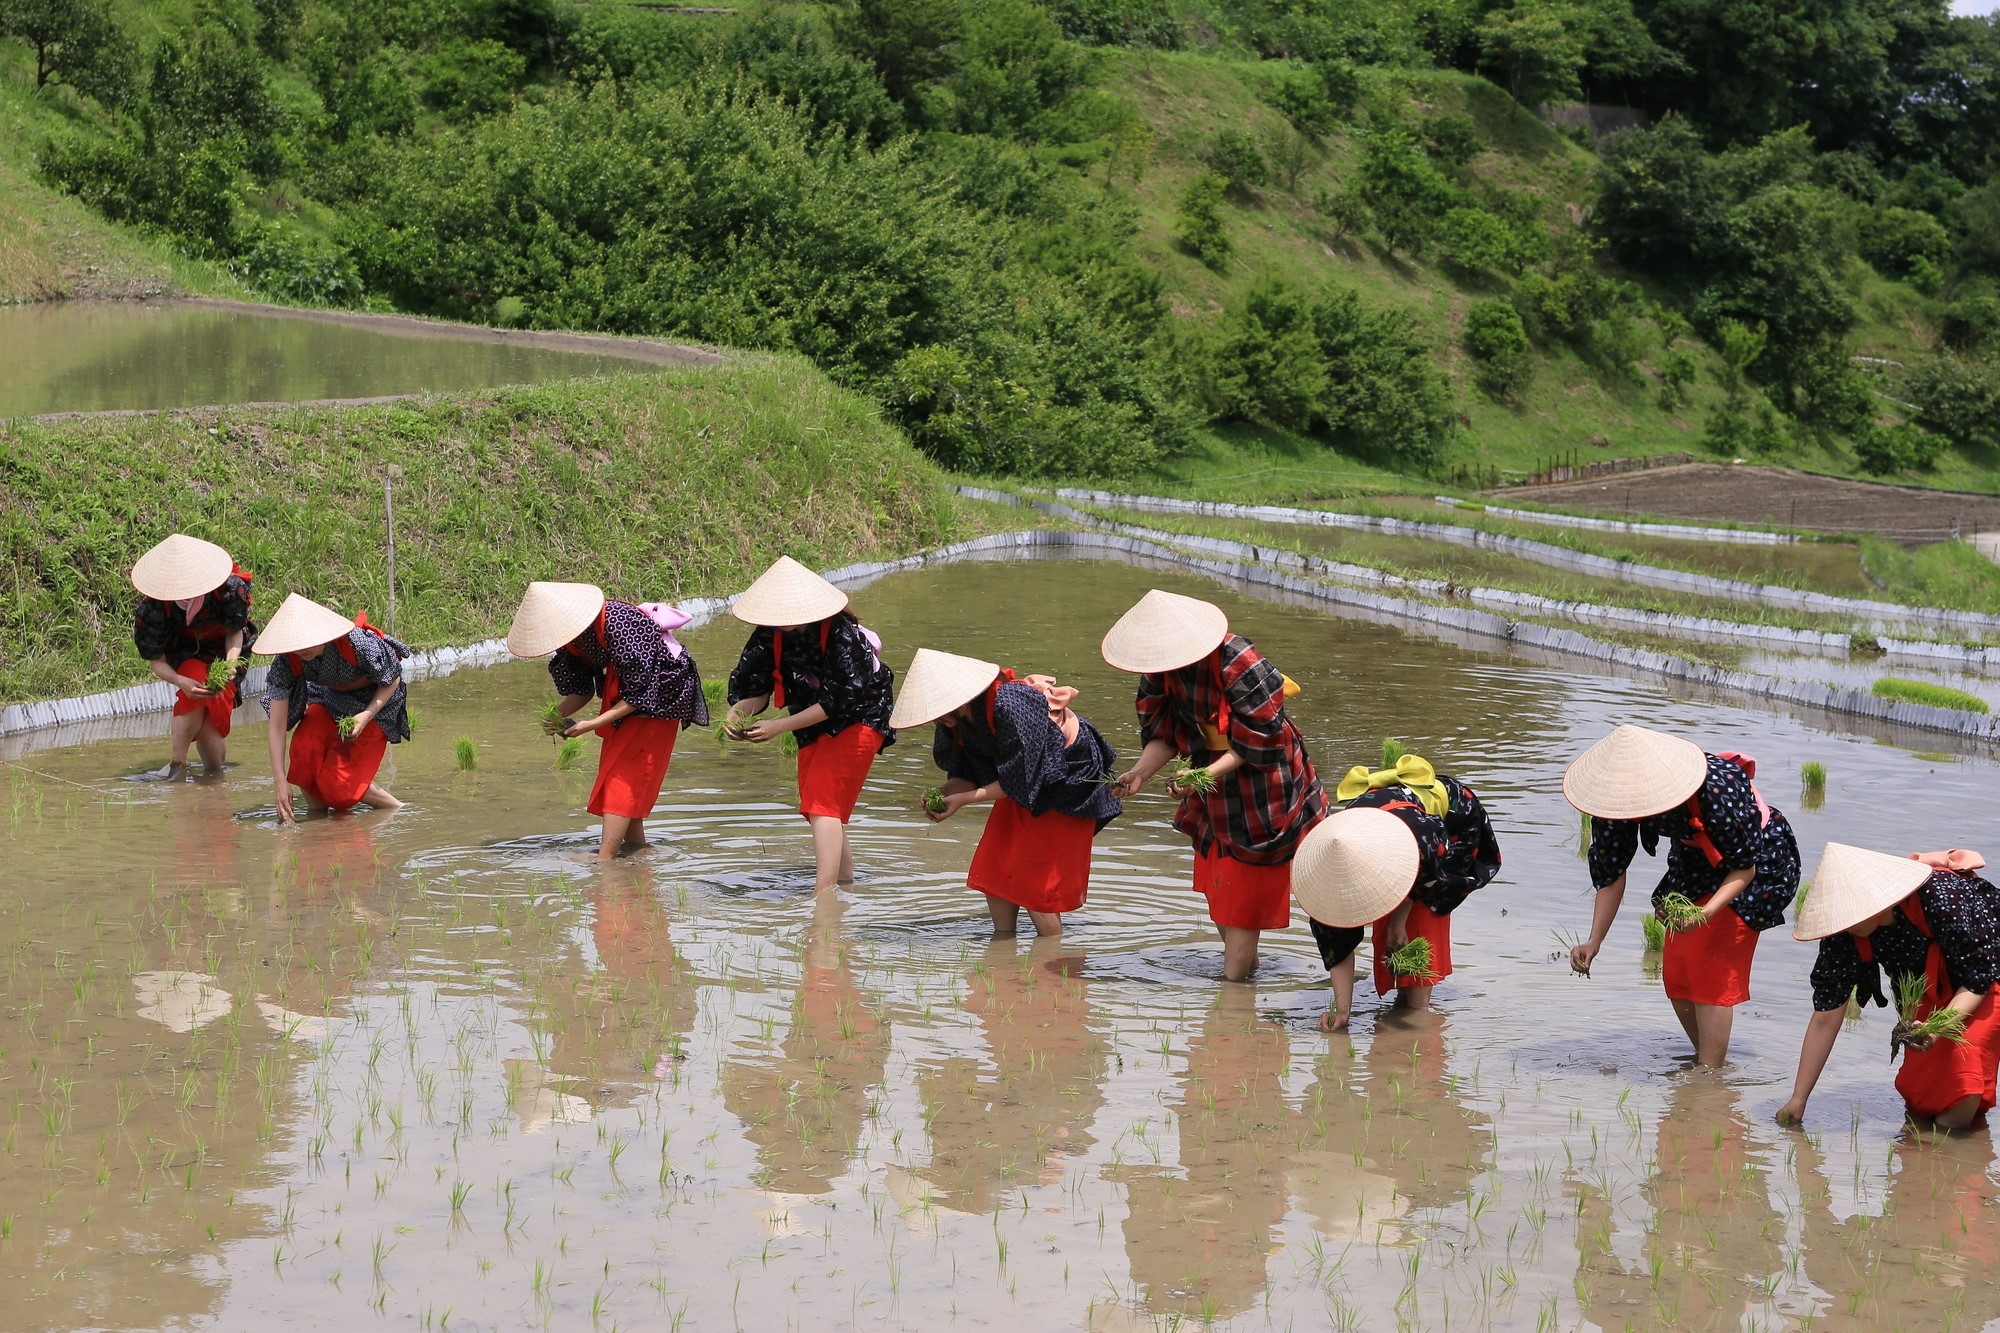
left=1381, top=738, right=1407, bottom=766
left=1576, top=811, right=1592, bottom=860
left=703, top=679, right=727, bottom=714
left=554, top=737, right=585, bottom=771
left=1641, top=914, right=1666, bottom=952
left=1164, top=759, right=1217, bottom=795
left=538, top=700, right=567, bottom=738
left=1800, top=761, right=1826, bottom=790
left=205, top=658, right=240, bottom=691
left=453, top=737, right=477, bottom=771
left=922, top=787, right=947, bottom=815
left=1871, top=677, right=1990, bottom=715
left=405, top=706, right=420, bottom=738
left=1385, top=937, right=1437, bottom=983
left=1657, top=891, right=1705, bottom=932
left=781, top=731, right=799, bottom=758
left=1891, top=972, right=1969, bottom=1060
left=337, top=714, right=360, bottom=742
left=720, top=709, right=761, bottom=741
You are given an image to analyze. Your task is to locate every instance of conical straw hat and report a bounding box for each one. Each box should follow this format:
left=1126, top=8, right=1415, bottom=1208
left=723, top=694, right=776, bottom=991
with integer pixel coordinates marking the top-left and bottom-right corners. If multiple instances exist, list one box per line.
left=889, top=648, right=1002, bottom=729
left=731, top=556, right=848, bottom=627
left=1291, top=807, right=1421, bottom=928
left=506, top=581, right=607, bottom=657
left=1100, top=589, right=1230, bottom=674
left=1793, top=842, right=1934, bottom=940
left=130, top=533, right=233, bottom=600
left=252, top=594, right=356, bottom=655
left=1561, top=724, right=1708, bottom=820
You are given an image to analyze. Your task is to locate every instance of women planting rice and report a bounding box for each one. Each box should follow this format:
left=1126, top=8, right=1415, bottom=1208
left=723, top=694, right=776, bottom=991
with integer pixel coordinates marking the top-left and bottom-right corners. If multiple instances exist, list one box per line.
left=724, top=557, right=894, bottom=893
left=1292, top=754, right=1501, bottom=1031
left=1564, top=725, right=1800, bottom=1067
left=1102, top=589, right=1325, bottom=982
left=891, top=648, right=1121, bottom=938
left=257, top=595, right=411, bottom=820
left=1779, top=844, right=2000, bottom=1132
left=130, top=534, right=256, bottom=777
left=507, top=582, right=709, bottom=861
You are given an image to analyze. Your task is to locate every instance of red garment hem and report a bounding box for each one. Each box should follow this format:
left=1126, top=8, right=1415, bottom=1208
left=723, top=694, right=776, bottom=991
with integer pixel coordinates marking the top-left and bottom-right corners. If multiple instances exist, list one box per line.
left=1373, top=899, right=1453, bottom=993
left=1192, top=847, right=1291, bottom=930
left=1898, top=985, right=2000, bottom=1121
left=967, top=798, right=1093, bottom=914
left=287, top=704, right=387, bottom=811
left=796, top=725, right=882, bottom=823
left=1661, top=899, right=1758, bottom=1006
left=171, top=657, right=235, bottom=737
left=588, top=716, right=680, bottom=820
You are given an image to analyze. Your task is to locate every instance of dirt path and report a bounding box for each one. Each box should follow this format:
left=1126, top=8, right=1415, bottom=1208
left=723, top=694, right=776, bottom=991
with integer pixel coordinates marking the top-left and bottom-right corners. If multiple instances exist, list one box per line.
left=1506, top=463, right=2000, bottom=545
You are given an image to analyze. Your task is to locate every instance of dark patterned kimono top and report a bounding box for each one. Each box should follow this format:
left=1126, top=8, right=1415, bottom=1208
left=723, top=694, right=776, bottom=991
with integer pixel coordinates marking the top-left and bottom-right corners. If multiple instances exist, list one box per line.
left=133, top=572, right=256, bottom=664
left=1135, top=634, right=1326, bottom=866
left=548, top=601, right=708, bottom=725
left=728, top=615, right=895, bottom=750
left=1810, top=871, right=2000, bottom=1012
left=1587, top=753, right=1801, bottom=931
left=263, top=625, right=412, bottom=743
left=1347, top=774, right=1502, bottom=917
left=933, top=679, right=1122, bottom=830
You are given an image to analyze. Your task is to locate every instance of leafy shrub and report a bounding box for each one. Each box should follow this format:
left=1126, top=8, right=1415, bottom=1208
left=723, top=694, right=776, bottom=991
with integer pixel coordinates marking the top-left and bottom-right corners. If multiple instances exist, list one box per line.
left=229, top=222, right=366, bottom=307
left=1316, top=186, right=1370, bottom=243
left=1205, top=129, right=1269, bottom=195
left=1657, top=345, right=1697, bottom=407
left=1212, top=281, right=1326, bottom=429
left=1940, top=295, right=2000, bottom=355
left=1356, top=125, right=1460, bottom=254
left=1463, top=299, right=1532, bottom=399
left=1906, top=355, right=2000, bottom=453
left=1420, top=112, right=1481, bottom=171
left=1853, top=422, right=1945, bottom=475
left=1, top=0, right=135, bottom=104
left=1859, top=205, right=1950, bottom=281
left=1047, top=0, right=1178, bottom=48
left=1703, top=393, right=1790, bottom=456
left=419, top=38, right=525, bottom=122
left=1435, top=206, right=1532, bottom=277
left=39, top=135, right=239, bottom=256
left=1175, top=171, right=1231, bottom=263
left=1264, top=61, right=1355, bottom=137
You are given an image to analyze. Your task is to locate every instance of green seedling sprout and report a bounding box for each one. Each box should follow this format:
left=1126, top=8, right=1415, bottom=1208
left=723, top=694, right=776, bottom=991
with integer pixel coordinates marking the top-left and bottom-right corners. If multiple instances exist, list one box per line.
left=1800, top=760, right=1826, bottom=790
left=1657, top=891, right=1705, bottom=933
left=1385, top=937, right=1436, bottom=983
left=1164, top=759, right=1217, bottom=795
left=205, top=658, right=240, bottom=691
left=1382, top=738, right=1407, bottom=766
left=922, top=787, right=947, bottom=815
left=1576, top=811, right=1592, bottom=860
left=538, top=700, right=566, bottom=740
left=337, top=714, right=359, bottom=742
left=1641, top=914, right=1666, bottom=952
left=1891, top=971, right=1969, bottom=1061
left=453, top=737, right=477, bottom=771
left=554, top=737, right=585, bottom=771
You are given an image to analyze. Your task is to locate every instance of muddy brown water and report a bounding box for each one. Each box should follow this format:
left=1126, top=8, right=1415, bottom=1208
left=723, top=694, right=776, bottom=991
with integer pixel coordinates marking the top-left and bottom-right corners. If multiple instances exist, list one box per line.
left=5, top=555, right=1997, bottom=1330
left=0, top=302, right=690, bottom=418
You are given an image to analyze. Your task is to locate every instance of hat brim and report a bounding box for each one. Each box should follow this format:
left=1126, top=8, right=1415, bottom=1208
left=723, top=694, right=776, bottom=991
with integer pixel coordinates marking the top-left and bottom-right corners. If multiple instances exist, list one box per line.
left=131, top=535, right=234, bottom=601
left=506, top=582, right=607, bottom=658
left=252, top=594, right=357, bottom=656
left=731, top=557, right=850, bottom=627
left=888, top=649, right=1002, bottom=729
left=1561, top=726, right=1709, bottom=820
left=1100, top=591, right=1230, bottom=674
left=1290, top=807, right=1421, bottom=928
left=1793, top=842, right=1935, bottom=940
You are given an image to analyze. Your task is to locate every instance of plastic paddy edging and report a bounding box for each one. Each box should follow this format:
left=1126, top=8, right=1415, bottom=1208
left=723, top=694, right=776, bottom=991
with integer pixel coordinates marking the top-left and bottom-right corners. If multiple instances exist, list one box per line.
left=1433, top=495, right=1801, bottom=546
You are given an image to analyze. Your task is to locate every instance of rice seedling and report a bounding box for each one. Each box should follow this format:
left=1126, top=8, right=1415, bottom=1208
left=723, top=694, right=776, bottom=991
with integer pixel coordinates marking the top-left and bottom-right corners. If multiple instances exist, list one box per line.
left=1382, top=738, right=1407, bottom=766
left=1657, top=892, right=1705, bottom=933
left=1163, top=759, right=1217, bottom=795
left=922, top=787, right=947, bottom=815
left=1575, top=811, right=1591, bottom=860
left=1385, top=937, right=1436, bottom=983
left=1801, top=761, right=1826, bottom=790
left=405, top=706, right=421, bottom=738
left=204, top=659, right=240, bottom=690
left=704, top=679, right=727, bottom=715
left=337, top=715, right=360, bottom=742
left=554, top=737, right=585, bottom=771
left=1870, top=677, right=1990, bottom=714
left=781, top=731, right=799, bottom=758
left=538, top=700, right=567, bottom=739
left=452, top=737, right=476, bottom=771
left=719, top=709, right=760, bottom=742
left=1891, top=972, right=1969, bottom=1061
left=1641, top=914, right=1666, bottom=952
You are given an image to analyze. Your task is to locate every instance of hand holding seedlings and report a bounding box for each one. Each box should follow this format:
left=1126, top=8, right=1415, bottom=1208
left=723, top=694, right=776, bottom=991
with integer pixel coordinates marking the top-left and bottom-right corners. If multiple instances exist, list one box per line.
left=1163, top=759, right=1217, bottom=797
left=921, top=787, right=949, bottom=819
left=1890, top=973, right=1970, bottom=1061
left=1656, top=891, right=1707, bottom=933
left=337, top=714, right=360, bottom=742
left=538, top=700, right=571, bottom=739
left=1386, top=937, right=1437, bottom=983
left=205, top=658, right=240, bottom=692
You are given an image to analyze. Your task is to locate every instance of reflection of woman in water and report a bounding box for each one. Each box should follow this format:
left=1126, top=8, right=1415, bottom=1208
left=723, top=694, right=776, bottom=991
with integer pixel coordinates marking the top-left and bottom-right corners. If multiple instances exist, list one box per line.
left=718, top=891, right=890, bottom=1194
left=1120, top=985, right=1293, bottom=1321
left=914, top=937, right=1106, bottom=1213
left=1570, top=1077, right=1783, bottom=1330
left=893, top=648, right=1121, bottom=938
left=1780, top=843, right=2000, bottom=1132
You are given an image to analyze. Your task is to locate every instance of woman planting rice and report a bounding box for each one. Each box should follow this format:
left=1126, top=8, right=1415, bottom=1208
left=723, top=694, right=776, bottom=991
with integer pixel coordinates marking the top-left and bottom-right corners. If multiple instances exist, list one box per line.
left=1292, top=754, right=1502, bottom=1031
left=724, top=557, right=895, bottom=894
left=130, top=534, right=256, bottom=777
left=1779, top=844, right=2000, bottom=1132
left=1102, top=589, right=1325, bottom=982
left=1564, top=724, right=1800, bottom=1067
left=891, top=648, right=1121, bottom=938
left=507, top=583, right=709, bottom=861
left=256, top=595, right=412, bottom=821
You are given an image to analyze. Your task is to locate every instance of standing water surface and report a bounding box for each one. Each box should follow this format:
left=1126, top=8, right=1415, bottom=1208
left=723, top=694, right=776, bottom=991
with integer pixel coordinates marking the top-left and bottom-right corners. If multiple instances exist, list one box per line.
left=2, top=556, right=1995, bottom=1330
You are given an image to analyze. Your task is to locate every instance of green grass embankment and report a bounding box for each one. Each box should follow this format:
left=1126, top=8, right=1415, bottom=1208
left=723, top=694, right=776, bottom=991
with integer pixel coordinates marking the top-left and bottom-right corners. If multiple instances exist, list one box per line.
left=0, top=355, right=959, bottom=703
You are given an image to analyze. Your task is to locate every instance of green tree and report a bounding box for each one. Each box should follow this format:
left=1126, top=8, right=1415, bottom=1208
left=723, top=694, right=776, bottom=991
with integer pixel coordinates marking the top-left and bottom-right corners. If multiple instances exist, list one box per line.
left=1, top=0, right=131, bottom=101
left=1478, top=1, right=1587, bottom=106
left=1204, top=128, right=1269, bottom=196
left=1174, top=171, right=1231, bottom=264
left=1213, top=280, right=1324, bottom=429
left=1356, top=126, right=1459, bottom=254
left=1464, top=298, right=1533, bottom=399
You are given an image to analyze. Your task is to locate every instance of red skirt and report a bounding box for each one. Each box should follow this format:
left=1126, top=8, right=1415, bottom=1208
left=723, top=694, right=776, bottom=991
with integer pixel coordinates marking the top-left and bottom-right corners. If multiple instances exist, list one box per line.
left=1373, top=899, right=1453, bottom=994
left=1662, top=898, right=1758, bottom=1006
left=288, top=704, right=388, bottom=811
left=1192, top=847, right=1292, bottom=931
left=796, top=725, right=883, bottom=822
left=172, top=657, right=236, bottom=737
left=1898, top=985, right=2000, bottom=1122
left=967, top=797, right=1094, bottom=914
left=588, top=716, right=680, bottom=820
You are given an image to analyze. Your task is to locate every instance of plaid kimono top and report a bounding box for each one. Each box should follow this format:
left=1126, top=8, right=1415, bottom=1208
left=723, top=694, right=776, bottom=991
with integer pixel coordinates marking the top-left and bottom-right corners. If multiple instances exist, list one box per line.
left=1136, top=634, right=1326, bottom=866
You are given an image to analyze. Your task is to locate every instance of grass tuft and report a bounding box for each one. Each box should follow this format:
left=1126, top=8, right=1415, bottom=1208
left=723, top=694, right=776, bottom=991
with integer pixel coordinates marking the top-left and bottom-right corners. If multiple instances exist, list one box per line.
left=1892, top=972, right=1970, bottom=1060
left=1871, top=677, right=1990, bottom=714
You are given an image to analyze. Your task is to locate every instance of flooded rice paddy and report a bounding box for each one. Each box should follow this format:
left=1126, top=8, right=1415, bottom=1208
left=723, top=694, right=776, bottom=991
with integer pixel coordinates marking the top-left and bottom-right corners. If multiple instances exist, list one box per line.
left=0, top=302, right=672, bottom=418
left=5, top=556, right=1999, bottom=1330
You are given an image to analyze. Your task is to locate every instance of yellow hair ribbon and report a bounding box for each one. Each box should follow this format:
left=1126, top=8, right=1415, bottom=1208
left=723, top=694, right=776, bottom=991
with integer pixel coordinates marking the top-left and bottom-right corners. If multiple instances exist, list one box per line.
left=1335, top=754, right=1448, bottom=816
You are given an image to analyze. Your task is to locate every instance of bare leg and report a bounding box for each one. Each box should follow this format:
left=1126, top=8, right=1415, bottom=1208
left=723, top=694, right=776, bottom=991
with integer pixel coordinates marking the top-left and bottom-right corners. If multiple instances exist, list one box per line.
left=1024, top=909, right=1064, bottom=937
left=624, top=816, right=649, bottom=850
left=360, top=783, right=403, bottom=812
left=1218, top=925, right=1261, bottom=982
left=1671, top=997, right=1701, bottom=1050
left=598, top=814, right=633, bottom=861
left=985, top=895, right=1020, bottom=937
left=1393, top=983, right=1434, bottom=1012
left=193, top=718, right=227, bottom=773
left=1692, top=1003, right=1734, bottom=1068
left=1322, top=954, right=1355, bottom=1032
left=166, top=710, right=203, bottom=771
left=1925, top=1095, right=1986, bottom=1132
left=809, top=815, right=847, bottom=892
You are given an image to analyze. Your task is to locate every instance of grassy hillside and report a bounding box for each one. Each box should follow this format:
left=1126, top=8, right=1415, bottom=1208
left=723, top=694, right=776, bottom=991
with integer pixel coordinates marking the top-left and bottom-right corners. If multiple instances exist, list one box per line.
left=0, top=355, right=959, bottom=703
